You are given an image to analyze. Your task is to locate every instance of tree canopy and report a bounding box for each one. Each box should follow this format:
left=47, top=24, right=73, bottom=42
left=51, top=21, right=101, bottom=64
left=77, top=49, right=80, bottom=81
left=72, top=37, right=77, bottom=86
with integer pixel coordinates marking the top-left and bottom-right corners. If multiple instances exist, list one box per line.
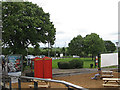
left=68, top=33, right=106, bottom=57
left=104, top=40, right=116, bottom=53
left=68, top=35, right=84, bottom=56
left=84, top=33, right=105, bottom=57
left=2, top=2, right=56, bottom=55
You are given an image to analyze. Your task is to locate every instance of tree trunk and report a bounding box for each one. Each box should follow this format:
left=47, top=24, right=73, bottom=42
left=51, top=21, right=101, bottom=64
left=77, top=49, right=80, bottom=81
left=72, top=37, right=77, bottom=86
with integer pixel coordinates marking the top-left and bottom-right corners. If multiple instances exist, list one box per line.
left=92, top=54, right=93, bottom=60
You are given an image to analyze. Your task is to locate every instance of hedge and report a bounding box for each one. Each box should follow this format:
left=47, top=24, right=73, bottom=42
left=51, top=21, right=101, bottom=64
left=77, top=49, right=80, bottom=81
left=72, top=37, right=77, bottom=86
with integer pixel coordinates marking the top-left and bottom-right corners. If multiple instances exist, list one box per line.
left=69, top=59, right=83, bottom=68
left=58, top=62, right=71, bottom=69
left=58, top=59, right=83, bottom=69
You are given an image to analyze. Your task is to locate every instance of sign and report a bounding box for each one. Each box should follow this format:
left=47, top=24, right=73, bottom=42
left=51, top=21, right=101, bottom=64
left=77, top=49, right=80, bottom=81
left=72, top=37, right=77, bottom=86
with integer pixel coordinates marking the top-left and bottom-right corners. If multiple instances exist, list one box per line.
left=101, top=53, right=118, bottom=67
left=7, top=55, right=22, bottom=73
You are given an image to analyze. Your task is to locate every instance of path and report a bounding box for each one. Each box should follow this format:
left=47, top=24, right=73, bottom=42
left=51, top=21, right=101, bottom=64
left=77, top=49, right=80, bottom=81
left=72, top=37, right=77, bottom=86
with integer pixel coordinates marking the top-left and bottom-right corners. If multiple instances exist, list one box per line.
left=52, top=68, right=117, bottom=77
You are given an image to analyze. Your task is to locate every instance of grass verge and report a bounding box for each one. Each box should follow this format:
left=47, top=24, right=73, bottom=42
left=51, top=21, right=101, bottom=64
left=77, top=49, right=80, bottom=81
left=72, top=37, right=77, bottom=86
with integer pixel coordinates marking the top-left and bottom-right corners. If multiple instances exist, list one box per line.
left=52, top=58, right=96, bottom=69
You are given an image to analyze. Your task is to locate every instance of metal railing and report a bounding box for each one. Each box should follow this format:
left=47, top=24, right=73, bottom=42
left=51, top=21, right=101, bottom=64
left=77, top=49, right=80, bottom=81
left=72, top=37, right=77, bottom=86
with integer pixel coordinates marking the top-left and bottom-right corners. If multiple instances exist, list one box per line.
left=2, top=75, right=88, bottom=90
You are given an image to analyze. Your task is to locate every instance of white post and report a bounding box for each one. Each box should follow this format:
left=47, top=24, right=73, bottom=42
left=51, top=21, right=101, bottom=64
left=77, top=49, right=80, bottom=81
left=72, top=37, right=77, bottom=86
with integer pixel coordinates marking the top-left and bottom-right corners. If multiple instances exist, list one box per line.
left=116, top=42, right=119, bottom=69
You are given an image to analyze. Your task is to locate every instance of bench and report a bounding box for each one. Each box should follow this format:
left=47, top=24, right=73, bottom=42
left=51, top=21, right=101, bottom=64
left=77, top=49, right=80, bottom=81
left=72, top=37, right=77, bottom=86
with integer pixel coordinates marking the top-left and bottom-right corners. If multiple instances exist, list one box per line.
left=29, top=84, right=50, bottom=88
left=103, top=78, right=120, bottom=87
left=101, top=75, right=113, bottom=78
left=102, top=71, right=113, bottom=74
left=103, top=84, right=120, bottom=87
left=29, top=79, right=51, bottom=88
left=101, top=71, right=113, bottom=78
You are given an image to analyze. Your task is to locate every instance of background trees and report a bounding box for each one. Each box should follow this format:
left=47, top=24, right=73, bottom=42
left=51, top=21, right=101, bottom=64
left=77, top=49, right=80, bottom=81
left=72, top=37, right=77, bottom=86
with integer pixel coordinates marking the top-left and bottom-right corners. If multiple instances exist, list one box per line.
left=68, top=33, right=114, bottom=58
left=84, top=33, right=106, bottom=58
left=68, top=35, right=84, bottom=56
left=2, top=2, right=56, bottom=56
left=104, top=40, right=116, bottom=53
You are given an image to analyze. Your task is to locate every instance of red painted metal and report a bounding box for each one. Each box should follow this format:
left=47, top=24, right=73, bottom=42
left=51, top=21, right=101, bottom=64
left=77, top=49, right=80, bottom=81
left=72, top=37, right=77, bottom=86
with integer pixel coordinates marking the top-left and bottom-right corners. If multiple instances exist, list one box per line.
left=43, top=57, right=52, bottom=79
left=32, top=57, right=52, bottom=79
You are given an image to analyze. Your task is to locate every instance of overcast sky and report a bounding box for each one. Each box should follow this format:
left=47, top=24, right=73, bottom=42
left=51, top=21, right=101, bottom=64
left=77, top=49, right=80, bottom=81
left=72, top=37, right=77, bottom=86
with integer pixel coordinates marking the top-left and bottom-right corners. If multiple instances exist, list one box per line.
left=28, top=0, right=119, bottom=47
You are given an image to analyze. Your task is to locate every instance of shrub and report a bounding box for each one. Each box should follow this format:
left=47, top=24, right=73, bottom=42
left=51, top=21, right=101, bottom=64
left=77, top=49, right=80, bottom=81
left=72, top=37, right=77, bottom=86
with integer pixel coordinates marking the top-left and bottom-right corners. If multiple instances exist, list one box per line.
left=58, top=62, right=71, bottom=69
left=69, top=59, right=83, bottom=68
left=57, top=59, right=83, bottom=69
left=23, top=65, right=31, bottom=72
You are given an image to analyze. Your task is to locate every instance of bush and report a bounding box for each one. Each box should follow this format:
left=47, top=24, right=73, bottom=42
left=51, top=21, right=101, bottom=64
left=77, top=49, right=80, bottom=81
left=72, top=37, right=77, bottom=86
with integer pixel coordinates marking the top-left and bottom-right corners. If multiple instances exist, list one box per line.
left=58, top=59, right=83, bottom=69
left=58, top=62, right=71, bottom=69
left=25, top=72, right=34, bottom=77
left=69, top=59, right=83, bottom=68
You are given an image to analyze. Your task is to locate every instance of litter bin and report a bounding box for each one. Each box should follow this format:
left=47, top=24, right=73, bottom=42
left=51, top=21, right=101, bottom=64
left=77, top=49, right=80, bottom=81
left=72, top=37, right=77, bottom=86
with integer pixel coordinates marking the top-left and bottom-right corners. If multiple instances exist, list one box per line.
left=90, top=64, right=93, bottom=68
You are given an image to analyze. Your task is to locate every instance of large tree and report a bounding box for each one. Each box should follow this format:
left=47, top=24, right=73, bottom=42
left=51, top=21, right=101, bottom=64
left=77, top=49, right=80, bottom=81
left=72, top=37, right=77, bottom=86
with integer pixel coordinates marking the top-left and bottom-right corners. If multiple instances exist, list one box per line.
left=68, top=35, right=84, bottom=56
left=104, top=40, right=116, bottom=53
left=2, top=2, right=56, bottom=55
left=84, top=33, right=105, bottom=59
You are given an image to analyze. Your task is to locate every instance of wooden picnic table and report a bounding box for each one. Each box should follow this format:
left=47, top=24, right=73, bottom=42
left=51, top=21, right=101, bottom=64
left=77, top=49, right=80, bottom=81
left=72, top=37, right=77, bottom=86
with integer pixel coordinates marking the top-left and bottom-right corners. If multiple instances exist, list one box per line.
left=102, top=71, right=113, bottom=74
left=103, top=78, right=120, bottom=87
left=101, top=71, right=113, bottom=78
left=29, top=79, right=51, bottom=88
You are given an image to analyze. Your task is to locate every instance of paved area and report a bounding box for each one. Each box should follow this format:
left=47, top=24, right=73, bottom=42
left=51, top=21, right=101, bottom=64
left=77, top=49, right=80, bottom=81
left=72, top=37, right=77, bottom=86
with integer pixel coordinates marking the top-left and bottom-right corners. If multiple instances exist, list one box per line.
left=52, top=68, right=117, bottom=77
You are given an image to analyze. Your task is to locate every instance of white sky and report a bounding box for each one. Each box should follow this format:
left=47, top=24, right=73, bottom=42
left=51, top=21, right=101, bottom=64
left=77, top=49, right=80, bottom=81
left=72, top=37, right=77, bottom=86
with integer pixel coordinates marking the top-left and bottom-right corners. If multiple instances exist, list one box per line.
left=28, top=0, right=119, bottom=47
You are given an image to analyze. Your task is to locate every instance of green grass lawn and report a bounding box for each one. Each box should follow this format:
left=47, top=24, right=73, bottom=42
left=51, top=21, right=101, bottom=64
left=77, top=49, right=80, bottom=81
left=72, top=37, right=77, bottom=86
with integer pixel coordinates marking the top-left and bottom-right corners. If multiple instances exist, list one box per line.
left=52, top=58, right=96, bottom=69
left=84, top=60, right=95, bottom=68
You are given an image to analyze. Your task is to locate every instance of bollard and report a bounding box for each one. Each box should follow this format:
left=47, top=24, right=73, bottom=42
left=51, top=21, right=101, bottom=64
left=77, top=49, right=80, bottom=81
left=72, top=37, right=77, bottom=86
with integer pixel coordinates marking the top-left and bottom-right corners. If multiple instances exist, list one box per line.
left=3, top=76, right=5, bottom=88
left=9, top=77, right=12, bottom=90
left=34, top=81, right=38, bottom=90
left=18, top=78, right=21, bottom=90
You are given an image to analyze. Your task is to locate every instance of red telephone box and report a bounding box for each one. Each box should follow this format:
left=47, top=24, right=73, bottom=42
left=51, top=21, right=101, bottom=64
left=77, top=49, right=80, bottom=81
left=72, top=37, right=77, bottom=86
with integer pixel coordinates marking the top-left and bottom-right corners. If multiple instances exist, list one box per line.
left=43, top=57, right=52, bottom=78
left=32, top=57, right=52, bottom=79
